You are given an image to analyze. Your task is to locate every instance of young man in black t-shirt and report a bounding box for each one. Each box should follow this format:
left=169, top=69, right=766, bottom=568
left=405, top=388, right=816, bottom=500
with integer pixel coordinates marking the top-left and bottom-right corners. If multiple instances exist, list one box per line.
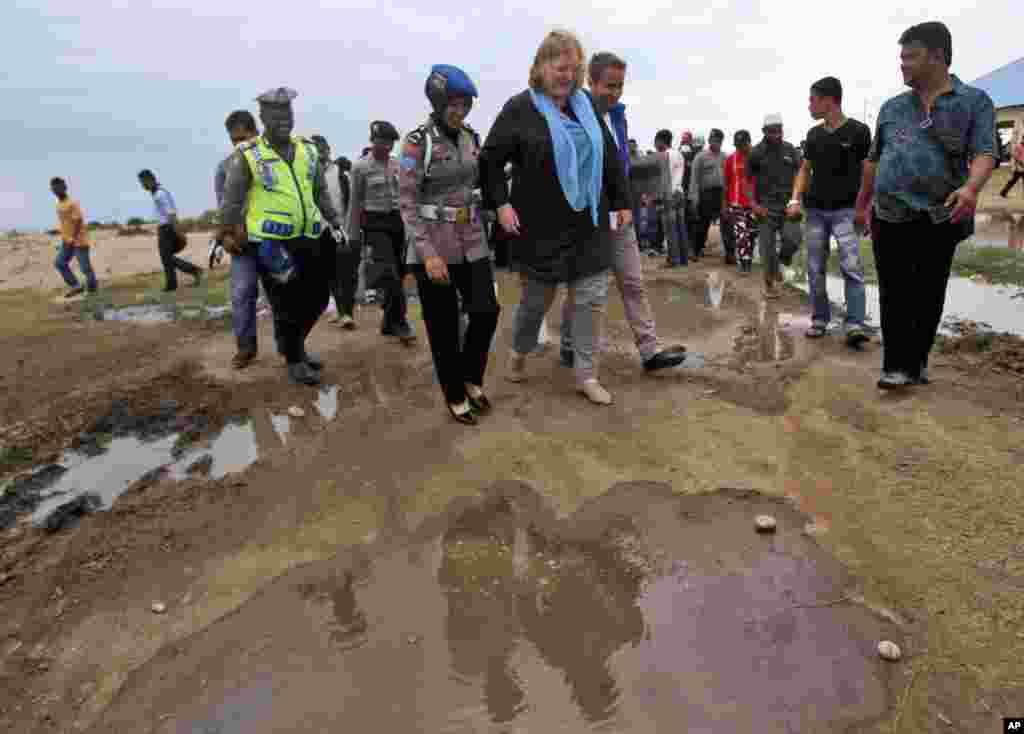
left=788, top=76, right=872, bottom=348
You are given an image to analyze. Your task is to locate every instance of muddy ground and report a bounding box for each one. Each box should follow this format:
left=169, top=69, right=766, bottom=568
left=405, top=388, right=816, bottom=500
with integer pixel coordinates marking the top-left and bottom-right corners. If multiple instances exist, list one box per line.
left=1, top=232, right=1023, bottom=733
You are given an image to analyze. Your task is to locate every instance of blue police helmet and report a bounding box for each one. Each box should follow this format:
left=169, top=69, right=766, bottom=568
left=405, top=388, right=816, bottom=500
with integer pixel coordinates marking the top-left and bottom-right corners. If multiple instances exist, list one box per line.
left=425, top=65, right=478, bottom=113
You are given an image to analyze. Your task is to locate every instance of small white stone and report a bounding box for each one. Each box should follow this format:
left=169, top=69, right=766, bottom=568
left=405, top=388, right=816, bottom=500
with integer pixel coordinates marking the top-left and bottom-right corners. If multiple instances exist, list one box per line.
left=877, top=640, right=902, bottom=661
left=937, top=712, right=952, bottom=726
left=151, top=602, right=167, bottom=615
left=287, top=406, right=305, bottom=418
left=754, top=515, right=777, bottom=532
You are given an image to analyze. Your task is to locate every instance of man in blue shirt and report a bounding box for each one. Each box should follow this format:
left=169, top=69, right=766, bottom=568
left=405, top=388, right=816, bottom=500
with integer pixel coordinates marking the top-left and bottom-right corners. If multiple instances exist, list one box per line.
left=216, top=110, right=274, bottom=369
left=855, top=21, right=997, bottom=389
left=138, top=169, right=202, bottom=291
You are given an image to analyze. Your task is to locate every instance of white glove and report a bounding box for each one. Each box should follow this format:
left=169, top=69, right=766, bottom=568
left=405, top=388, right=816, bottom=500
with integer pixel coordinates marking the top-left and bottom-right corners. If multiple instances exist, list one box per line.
left=330, top=227, right=346, bottom=246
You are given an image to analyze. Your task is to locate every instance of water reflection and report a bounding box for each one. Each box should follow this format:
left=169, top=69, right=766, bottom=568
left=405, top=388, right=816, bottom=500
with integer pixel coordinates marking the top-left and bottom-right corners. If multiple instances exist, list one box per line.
left=438, top=496, right=647, bottom=725
left=124, top=484, right=894, bottom=734
left=733, top=302, right=796, bottom=363
left=313, top=385, right=339, bottom=422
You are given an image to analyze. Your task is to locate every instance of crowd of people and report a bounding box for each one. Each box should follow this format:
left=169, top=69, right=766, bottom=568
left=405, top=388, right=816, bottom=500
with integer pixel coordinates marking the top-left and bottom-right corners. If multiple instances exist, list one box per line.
left=47, top=20, right=999, bottom=421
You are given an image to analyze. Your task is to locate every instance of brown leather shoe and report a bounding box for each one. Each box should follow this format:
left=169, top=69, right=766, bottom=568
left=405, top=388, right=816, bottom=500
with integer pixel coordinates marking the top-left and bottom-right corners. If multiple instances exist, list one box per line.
left=231, top=350, right=256, bottom=369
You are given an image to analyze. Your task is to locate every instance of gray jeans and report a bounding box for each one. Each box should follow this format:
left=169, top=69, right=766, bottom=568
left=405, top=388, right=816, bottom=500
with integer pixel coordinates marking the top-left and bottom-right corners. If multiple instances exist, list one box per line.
left=757, top=211, right=803, bottom=279
left=513, top=270, right=609, bottom=384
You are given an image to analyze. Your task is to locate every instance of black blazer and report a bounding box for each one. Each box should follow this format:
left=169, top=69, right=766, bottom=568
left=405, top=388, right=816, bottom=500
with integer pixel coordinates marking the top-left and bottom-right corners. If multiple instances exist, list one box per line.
left=479, top=90, right=631, bottom=283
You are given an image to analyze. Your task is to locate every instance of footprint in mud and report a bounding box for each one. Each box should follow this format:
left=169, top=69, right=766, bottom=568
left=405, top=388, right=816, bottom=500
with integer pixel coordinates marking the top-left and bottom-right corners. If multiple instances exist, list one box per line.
left=96, top=482, right=900, bottom=734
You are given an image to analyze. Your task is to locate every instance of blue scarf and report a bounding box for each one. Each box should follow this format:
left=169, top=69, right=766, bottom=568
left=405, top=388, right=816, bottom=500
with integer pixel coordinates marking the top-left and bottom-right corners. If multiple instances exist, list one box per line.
left=529, top=88, right=604, bottom=226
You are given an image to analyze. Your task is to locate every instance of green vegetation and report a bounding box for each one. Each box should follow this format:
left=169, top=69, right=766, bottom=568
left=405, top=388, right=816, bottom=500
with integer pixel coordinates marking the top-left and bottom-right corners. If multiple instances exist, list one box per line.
left=788, top=237, right=1024, bottom=291
left=0, top=446, right=34, bottom=465
left=950, top=245, right=1024, bottom=289
left=178, top=209, right=219, bottom=233
left=125, top=217, right=147, bottom=227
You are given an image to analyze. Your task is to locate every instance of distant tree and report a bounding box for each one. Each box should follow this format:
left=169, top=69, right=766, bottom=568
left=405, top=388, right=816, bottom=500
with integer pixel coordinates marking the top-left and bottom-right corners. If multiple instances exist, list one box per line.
left=125, top=216, right=146, bottom=227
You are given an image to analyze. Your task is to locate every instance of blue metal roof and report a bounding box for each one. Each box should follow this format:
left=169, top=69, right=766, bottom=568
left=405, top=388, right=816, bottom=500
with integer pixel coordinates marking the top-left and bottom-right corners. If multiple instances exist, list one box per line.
left=972, top=57, right=1024, bottom=109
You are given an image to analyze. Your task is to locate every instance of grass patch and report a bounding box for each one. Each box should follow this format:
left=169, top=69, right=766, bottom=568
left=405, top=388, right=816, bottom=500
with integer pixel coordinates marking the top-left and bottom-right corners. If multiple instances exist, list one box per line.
left=0, top=267, right=233, bottom=340
left=950, top=245, right=1024, bottom=289
left=787, top=237, right=1024, bottom=292
left=0, top=446, right=34, bottom=465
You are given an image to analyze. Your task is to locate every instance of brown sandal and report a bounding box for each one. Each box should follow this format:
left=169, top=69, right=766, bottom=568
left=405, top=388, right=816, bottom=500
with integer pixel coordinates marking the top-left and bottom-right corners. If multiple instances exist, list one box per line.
left=231, top=351, right=256, bottom=370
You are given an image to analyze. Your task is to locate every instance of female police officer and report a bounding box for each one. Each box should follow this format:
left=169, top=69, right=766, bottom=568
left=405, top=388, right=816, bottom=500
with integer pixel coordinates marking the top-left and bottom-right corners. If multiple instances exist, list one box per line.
left=397, top=65, right=499, bottom=426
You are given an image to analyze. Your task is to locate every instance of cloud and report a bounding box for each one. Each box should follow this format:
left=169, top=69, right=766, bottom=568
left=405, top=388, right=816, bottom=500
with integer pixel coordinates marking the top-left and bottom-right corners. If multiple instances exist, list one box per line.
left=1, top=0, right=1020, bottom=229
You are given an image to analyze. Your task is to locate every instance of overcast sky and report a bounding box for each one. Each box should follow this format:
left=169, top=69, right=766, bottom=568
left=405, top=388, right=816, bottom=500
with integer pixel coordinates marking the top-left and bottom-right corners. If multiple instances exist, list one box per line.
left=3, top=0, right=1019, bottom=231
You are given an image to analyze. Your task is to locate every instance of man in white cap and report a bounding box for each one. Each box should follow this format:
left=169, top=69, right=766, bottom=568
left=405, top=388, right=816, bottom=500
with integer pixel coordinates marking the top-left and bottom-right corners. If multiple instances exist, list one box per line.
left=747, top=113, right=802, bottom=298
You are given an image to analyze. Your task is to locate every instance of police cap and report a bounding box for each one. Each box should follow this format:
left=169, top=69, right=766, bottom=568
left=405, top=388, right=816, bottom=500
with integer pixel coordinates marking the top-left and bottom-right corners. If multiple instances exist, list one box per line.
left=255, top=87, right=298, bottom=106
left=370, top=120, right=400, bottom=141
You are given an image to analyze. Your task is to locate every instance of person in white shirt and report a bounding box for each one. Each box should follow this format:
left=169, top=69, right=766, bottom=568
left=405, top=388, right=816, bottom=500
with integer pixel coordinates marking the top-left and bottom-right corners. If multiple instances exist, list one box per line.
left=654, top=129, right=689, bottom=266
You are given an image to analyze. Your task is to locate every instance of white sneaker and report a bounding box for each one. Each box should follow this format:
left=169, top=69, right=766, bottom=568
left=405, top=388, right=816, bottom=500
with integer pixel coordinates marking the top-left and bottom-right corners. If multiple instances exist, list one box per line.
left=579, top=379, right=613, bottom=405
left=877, top=371, right=912, bottom=390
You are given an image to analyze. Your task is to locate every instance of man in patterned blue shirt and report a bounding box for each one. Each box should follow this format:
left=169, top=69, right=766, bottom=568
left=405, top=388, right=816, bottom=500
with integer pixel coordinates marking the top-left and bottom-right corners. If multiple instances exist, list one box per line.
left=855, top=21, right=997, bottom=390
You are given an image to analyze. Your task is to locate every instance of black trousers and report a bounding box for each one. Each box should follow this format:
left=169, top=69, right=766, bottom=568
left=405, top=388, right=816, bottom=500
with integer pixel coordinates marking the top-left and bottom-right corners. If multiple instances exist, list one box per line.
left=693, top=186, right=724, bottom=255
left=263, top=236, right=329, bottom=364
left=157, top=225, right=200, bottom=289
left=1001, top=171, right=1024, bottom=197
left=872, top=217, right=960, bottom=378
left=414, top=259, right=500, bottom=406
left=327, top=237, right=362, bottom=318
left=363, top=210, right=409, bottom=331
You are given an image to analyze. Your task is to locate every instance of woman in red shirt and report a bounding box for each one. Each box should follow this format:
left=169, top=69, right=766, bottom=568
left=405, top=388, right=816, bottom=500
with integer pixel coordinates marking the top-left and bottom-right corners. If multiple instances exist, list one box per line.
left=723, top=130, right=756, bottom=273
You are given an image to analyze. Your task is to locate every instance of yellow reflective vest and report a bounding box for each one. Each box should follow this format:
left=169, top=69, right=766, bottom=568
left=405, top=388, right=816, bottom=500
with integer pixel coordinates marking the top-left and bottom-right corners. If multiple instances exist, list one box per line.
left=241, top=136, right=323, bottom=241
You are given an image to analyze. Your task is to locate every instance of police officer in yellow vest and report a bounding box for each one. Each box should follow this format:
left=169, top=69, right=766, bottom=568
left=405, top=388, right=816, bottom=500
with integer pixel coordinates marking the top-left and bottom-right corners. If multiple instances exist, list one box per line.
left=219, top=87, right=345, bottom=386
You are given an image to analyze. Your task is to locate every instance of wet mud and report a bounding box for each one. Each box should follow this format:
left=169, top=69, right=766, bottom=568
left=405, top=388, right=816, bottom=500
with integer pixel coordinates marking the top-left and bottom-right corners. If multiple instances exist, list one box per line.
left=92, top=483, right=900, bottom=734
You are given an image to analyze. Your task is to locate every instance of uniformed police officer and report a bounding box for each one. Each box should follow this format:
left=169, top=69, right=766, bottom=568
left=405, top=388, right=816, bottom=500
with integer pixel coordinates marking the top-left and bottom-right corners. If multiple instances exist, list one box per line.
left=347, top=121, right=416, bottom=343
left=398, top=64, right=499, bottom=425
left=218, top=87, right=345, bottom=386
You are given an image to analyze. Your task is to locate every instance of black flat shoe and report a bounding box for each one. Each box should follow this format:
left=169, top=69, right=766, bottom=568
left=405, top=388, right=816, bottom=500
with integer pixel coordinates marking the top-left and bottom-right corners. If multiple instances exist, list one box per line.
left=643, top=349, right=688, bottom=372
left=466, top=392, right=492, bottom=415
left=448, top=403, right=478, bottom=425
left=288, top=362, right=321, bottom=386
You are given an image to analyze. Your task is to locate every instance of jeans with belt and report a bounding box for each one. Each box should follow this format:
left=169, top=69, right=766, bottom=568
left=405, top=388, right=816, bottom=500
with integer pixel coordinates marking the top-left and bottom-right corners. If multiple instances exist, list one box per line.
left=54, top=243, right=97, bottom=291
left=804, top=208, right=866, bottom=330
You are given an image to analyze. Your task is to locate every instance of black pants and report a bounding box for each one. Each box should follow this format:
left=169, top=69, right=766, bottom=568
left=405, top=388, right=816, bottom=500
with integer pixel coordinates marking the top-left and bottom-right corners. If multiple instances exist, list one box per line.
left=693, top=186, right=724, bottom=256
left=490, top=221, right=510, bottom=269
left=1001, top=171, right=1024, bottom=197
left=363, top=210, right=409, bottom=331
left=872, top=217, right=960, bottom=378
left=263, top=236, right=329, bottom=364
left=326, top=236, right=362, bottom=318
left=157, top=225, right=200, bottom=289
left=414, top=259, right=500, bottom=406
left=720, top=209, right=736, bottom=257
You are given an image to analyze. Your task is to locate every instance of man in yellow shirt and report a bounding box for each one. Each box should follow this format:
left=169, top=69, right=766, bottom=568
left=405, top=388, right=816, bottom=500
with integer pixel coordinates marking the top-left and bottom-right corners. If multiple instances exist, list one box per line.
left=50, top=177, right=98, bottom=297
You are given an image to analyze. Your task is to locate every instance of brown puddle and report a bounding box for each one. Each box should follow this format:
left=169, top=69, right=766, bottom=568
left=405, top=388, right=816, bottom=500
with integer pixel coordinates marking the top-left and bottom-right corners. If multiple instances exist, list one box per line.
left=93, top=483, right=900, bottom=733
